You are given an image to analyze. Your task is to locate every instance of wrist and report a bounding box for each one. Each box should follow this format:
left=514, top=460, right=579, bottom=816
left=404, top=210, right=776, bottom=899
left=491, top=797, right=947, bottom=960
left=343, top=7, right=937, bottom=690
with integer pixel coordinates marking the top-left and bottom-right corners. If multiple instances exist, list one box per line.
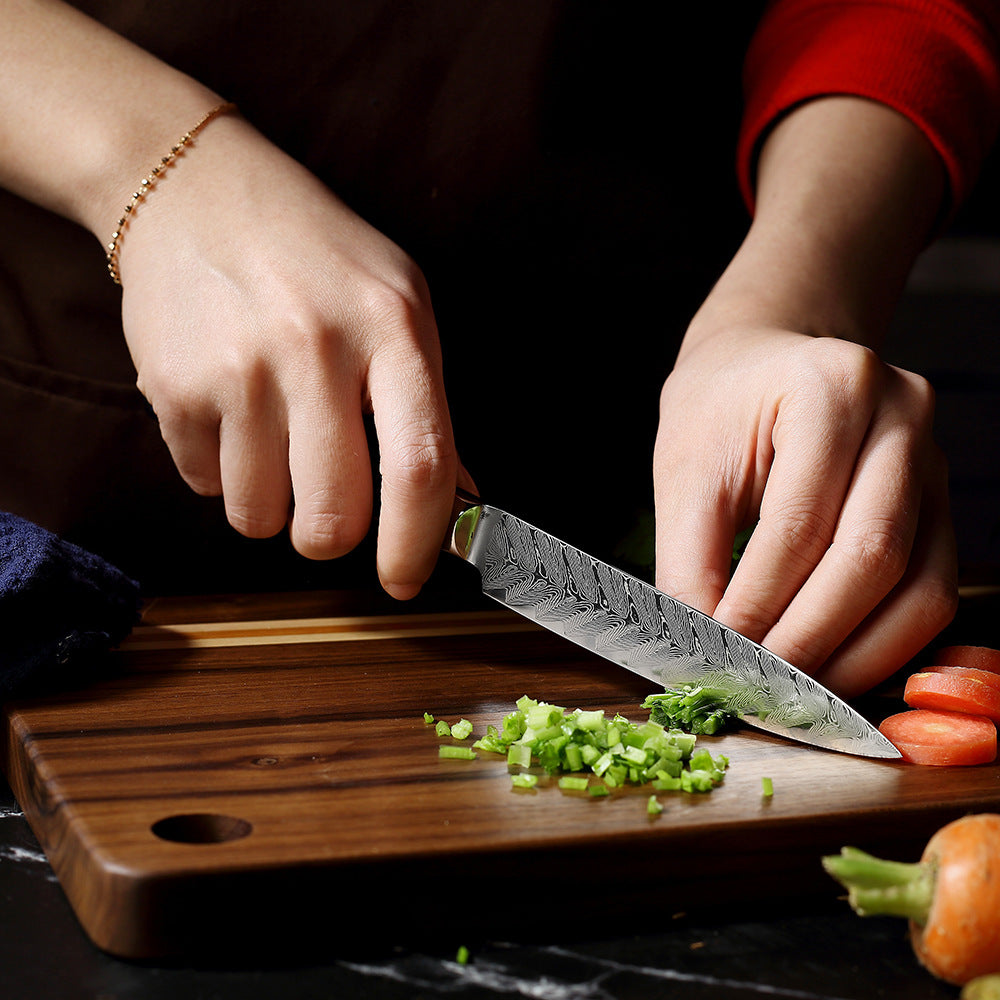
left=679, top=237, right=868, bottom=366
left=0, top=0, right=224, bottom=242
left=103, top=101, right=238, bottom=285
left=80, top=79, right=228, bottom=242
left=692, top=96, right=945, bottom=351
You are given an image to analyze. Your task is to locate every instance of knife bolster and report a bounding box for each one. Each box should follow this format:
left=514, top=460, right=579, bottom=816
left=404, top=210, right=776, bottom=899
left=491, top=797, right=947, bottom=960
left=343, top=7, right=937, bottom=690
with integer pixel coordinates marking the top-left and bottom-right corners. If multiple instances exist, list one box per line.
left=444, top=490, right=482, bottom=559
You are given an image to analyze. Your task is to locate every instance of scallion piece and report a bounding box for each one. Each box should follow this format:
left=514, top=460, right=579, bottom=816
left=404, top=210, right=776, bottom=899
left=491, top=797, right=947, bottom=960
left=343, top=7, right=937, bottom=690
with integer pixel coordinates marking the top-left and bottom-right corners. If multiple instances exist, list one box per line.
left=563, top=743, right=584, bottom=772
left=450, top=718, right=474, bottom=740
left=575, top=710, right=604, bottom=731
left=439, top=745, right=477, bottom=760
left=652, top=773, right=682, bottom=791
left=434, top=696, right=730, bottom=798
left=643, top=685, right=736, bottom=735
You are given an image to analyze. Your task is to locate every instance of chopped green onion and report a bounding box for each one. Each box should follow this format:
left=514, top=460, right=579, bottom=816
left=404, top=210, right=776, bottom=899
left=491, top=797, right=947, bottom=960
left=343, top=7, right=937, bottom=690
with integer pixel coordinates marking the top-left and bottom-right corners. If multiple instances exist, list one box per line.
left=652, top=774, right=682, bottom=791
left=450, top=718, right=474, bottom=740
left=643, top=685, right=736, bottom=735
left=761, top=776, right=774, bottom=797
left=562, top=743, right=584, bottom=772
left=472, top=725, right=502, bottom=753
left=526, top=702, right=562, bottom=730
left=592, top=750, right=614, bottom=777
left=511, top=773, right=538, bottom=789
left=575, top=710, right=605, bottom=731
left=557, top=775, right=590, bottom=791
left=602, top=767, right=623, bottom=788
left=423, top=712, right=435, bottom=724
left=681, top=769, right=718, bottom=793
left=435, top=720, right=451, bottom=738
left=439, top=745, right=477, bottom=760
left=647, top=794, right=664, bottom=816
left=469, top=697, right=728, bottom=794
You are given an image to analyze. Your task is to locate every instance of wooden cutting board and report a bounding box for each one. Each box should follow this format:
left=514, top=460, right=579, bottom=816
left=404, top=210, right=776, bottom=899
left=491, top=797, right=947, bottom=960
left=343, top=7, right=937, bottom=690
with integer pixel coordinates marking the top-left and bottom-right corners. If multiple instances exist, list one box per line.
left=4, top=587, right=1000, bottom=961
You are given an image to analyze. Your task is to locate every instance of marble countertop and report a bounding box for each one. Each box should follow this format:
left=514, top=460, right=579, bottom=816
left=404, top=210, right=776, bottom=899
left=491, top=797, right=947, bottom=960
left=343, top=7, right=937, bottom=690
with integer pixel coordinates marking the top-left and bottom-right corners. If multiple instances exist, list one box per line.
left=1, top=777, right=960, bottom=1000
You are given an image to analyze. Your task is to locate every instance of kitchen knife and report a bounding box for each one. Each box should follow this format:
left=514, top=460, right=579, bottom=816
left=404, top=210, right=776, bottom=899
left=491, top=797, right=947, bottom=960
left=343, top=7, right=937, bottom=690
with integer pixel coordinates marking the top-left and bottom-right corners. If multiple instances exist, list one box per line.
left=443, top=490, right=900, bottom=758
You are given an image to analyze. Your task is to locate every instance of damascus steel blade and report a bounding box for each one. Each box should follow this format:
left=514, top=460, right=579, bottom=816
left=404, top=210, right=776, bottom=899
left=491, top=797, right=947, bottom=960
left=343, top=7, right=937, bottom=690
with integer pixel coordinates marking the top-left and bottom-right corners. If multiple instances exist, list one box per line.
left=445, top=493, right=900, bottom=758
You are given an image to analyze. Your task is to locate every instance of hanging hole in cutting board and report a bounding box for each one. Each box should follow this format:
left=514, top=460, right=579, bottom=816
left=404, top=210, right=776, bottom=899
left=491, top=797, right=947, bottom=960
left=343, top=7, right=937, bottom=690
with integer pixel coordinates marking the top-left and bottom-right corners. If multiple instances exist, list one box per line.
left=150, top=813, right=253, bottom=844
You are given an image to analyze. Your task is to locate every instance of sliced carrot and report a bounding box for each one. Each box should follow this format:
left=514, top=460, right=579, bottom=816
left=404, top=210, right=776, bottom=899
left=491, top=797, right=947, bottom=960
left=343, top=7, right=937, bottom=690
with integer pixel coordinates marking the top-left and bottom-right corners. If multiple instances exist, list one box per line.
left=926, top=664, right=1000, bottom=694
left=930, top=645, right=1000, bottom=674
left=904, top=671, right=1000, bottom=723
left=878, top=709, right=997, bottom=766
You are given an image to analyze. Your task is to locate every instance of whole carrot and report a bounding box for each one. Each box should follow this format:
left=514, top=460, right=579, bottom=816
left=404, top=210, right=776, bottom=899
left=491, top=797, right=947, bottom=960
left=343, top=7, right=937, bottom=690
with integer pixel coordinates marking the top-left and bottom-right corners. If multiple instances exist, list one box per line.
left=823, top=814, right=1000, bottom=986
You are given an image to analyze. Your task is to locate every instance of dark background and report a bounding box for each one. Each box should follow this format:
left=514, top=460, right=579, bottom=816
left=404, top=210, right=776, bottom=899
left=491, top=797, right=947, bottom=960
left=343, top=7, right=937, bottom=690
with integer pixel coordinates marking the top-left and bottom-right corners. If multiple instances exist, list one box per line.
left=884, top=143, right=1000, bottom=581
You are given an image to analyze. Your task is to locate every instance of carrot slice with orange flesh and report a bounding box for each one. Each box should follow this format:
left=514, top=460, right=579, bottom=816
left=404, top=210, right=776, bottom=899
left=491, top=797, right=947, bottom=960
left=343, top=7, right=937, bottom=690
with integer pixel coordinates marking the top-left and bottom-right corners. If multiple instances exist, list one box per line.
left=926, top=664, right=1000, bottom=693
left=930, top=645, right=1000, bottom=674
left=878, top=709, right=997, bottom=766
left=904, top=671, right=1000, bottom=723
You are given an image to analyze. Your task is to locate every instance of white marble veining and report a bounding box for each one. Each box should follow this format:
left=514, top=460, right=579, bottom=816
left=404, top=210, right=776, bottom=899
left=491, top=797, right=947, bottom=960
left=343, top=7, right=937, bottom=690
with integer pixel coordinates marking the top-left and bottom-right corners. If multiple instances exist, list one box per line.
left=0, top=802, right=58, bottom=878
left=341, top=942, right=859, bottom=1000
left=340, top=953, right=617, bottom=999
left=0, top=842, right=49, bottom=867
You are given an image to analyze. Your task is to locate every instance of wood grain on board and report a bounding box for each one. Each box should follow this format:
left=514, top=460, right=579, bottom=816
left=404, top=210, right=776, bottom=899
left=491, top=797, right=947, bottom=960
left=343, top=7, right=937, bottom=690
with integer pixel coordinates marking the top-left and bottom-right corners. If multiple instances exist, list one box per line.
left=3, top=588, right=999, bottom=960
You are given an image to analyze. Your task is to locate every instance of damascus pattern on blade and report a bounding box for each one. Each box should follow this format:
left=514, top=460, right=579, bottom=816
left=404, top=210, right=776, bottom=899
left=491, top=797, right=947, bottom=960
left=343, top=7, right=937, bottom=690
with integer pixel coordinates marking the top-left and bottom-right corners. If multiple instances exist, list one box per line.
left=467, top=506, right=874, bottom=745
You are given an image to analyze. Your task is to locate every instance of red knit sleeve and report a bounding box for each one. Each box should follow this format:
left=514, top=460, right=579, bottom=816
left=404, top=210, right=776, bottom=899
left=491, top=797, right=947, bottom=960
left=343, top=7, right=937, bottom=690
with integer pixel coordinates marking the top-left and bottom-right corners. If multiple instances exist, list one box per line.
left=738, top=0, right=1000, bottom=213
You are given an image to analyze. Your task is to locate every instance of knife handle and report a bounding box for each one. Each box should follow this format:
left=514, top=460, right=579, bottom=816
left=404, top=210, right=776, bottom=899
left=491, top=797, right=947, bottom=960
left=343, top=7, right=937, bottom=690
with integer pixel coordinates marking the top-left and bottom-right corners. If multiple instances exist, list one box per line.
left=443, top=489, right=483, bottom=559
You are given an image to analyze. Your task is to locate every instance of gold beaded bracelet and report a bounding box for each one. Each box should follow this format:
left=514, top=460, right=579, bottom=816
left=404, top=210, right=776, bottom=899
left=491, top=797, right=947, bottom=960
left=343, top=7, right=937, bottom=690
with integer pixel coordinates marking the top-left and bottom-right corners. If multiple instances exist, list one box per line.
left=105, top=102, right=237, bottom=285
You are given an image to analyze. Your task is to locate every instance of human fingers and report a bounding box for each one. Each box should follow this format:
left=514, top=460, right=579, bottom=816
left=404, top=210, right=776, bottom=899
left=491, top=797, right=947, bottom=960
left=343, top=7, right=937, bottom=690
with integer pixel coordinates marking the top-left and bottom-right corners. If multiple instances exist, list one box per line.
left=370, top=329, right=459, bottom=600
left=712, top=339, right=883, bottom=642
left=117, top=121, right=455, bottom=576
left=753, top=365, right=944, bottom=680
left=143, top=390, right=225, bottom=499
left=654, top=477, right=744, bottom=616
left=127, top=302, right=229, bottom=503
left=812, top=443, right=958, bottom=698
left=653, top=376, right=750, bottom=616
left=216, top=362, right=293, bottom=540
left=285, top=362, right=374, bottom=562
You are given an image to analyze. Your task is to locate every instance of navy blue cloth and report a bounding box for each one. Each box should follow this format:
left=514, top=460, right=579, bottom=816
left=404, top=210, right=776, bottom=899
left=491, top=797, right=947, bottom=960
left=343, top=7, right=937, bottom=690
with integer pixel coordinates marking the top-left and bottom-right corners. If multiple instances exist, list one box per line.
left=0, top=512, right=141, bottom=699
